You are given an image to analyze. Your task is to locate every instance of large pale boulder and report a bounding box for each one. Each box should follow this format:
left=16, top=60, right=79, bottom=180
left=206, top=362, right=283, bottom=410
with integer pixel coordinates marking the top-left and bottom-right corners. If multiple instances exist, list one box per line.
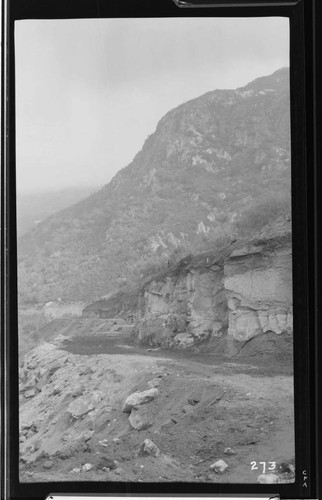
left=122, top=388, right=159, bottom=413
left=129, top=406, right=154, bottom=430
left=209, top=459, right=228, bottom=473
left=67, top=391, right=103, bottom=419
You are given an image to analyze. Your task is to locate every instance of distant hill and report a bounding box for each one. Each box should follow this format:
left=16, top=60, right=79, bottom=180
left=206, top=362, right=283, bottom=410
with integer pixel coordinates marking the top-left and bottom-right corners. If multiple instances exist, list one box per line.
left=18, top=68, right=291, bottom=304
left=17, top=186, right=99, bottom=237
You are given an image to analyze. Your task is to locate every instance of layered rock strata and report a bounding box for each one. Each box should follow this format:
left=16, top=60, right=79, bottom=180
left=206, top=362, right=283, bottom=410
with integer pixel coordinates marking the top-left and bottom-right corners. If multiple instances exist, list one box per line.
left=136, top=263, right=227, bottom=349
left=225, top=244, right=292, bottom=342
left=134, top=236, right=292, bottom=351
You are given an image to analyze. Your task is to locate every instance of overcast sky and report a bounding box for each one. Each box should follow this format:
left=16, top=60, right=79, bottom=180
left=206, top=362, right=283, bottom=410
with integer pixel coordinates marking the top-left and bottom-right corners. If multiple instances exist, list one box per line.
left=15, top=17, right=289, bottom=194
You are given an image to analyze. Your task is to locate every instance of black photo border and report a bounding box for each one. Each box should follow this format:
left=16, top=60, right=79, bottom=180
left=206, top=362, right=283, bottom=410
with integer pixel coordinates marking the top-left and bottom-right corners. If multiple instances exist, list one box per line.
left=1, top=0, right=321, bottom=499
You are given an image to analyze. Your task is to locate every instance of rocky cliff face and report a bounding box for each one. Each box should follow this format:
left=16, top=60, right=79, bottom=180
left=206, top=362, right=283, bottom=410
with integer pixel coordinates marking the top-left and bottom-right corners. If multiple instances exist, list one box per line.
left=136, top=263, right=227, bottom=350
left=225, top=243, right=292, bottom=343
left=134, top=225, right=292, bottom=353
left=84, top=219, right=292, bottom=356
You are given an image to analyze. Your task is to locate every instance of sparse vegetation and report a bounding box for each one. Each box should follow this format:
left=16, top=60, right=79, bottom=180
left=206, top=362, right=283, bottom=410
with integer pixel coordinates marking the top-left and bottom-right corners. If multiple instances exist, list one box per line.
left=234, top=193, right=291, bottom=237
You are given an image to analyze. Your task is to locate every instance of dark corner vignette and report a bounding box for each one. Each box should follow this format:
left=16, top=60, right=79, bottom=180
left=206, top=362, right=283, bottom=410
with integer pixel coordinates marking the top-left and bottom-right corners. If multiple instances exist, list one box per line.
left=3, top=0, right=320, bottom=499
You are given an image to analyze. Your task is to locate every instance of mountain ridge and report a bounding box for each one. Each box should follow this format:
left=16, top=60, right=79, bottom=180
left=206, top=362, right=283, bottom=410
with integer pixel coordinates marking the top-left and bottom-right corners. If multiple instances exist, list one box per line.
left=18, top=67, right=291, bottom=304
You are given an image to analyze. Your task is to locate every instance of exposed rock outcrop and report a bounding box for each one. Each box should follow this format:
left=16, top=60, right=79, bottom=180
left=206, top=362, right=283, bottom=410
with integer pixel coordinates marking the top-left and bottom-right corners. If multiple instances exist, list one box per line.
left=81, top=219, right=292, bottom=356
left=225, top=243, right=292, bottom=342
left=136, top=262, right=226, bottom=349
left=132, top=226, right=292, bottom=354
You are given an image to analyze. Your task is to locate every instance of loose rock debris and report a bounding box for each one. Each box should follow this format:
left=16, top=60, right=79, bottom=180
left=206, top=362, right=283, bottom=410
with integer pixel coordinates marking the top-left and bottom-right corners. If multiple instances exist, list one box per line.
left=19, top=341, right=295, bottom=483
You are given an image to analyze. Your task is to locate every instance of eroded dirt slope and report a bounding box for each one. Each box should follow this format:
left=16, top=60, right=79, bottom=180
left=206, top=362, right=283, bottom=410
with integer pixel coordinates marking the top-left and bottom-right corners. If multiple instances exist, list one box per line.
left=19, top=333, right=294, bottom=484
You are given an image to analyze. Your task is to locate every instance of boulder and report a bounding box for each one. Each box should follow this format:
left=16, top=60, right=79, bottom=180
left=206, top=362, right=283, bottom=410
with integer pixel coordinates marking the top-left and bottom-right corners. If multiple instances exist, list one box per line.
left=82, top=463, right=94, bottom=471
left=43, top=460, right=54, bottom=470
left=224, top=447, right=237, bottom=456
left=138, top=439, right=161, bottom=457
left=122, top=388, right=159, bottom=413
left=80, top=366, right=94, bottom=376
left=129, top=407, right=154, bottom=430
left=187, top=393, right=201, bottom=406
left=71, top=384, right=85, bottom=398
left=67, top=392, right=103, bottom=419
left=98, top=439, right=109, bottom=447
left=209, top=459, right=228, bottom=473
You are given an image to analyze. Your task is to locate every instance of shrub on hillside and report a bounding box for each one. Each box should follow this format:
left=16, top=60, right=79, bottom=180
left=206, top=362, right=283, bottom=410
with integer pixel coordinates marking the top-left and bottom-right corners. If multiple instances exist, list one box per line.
left=234, top=194, right=291, bottom=237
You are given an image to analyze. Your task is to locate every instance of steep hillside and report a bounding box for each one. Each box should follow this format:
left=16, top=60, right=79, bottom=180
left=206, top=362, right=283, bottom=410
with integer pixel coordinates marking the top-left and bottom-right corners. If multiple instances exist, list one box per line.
left=18, top=68, right=291, bottom=304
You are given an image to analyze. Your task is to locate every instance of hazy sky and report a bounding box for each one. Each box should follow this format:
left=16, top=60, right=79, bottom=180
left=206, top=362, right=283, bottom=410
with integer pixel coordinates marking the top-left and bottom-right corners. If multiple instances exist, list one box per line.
left=15, top=17, right=289, bottom=194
